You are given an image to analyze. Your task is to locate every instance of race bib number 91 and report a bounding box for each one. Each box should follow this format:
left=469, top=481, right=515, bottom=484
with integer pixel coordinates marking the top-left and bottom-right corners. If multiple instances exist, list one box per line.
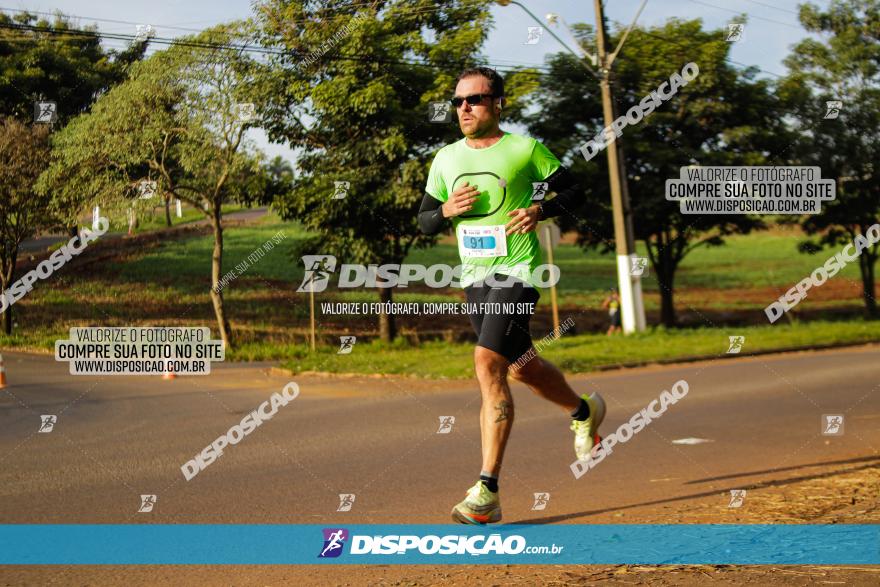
left=457, top=225, right=507, bottom=258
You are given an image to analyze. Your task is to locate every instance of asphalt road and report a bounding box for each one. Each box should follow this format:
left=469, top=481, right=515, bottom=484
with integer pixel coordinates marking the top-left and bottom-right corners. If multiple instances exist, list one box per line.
left=1, top=344, right=878, bottom=527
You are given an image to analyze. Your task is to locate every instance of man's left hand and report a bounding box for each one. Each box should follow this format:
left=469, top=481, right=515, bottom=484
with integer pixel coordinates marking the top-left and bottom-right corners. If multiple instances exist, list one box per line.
left=505, top=205, right=541, bottom=235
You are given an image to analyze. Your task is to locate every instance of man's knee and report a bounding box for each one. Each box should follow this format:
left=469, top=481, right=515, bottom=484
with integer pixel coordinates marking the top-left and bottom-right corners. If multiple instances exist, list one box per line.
left=474, top=346, right=509, bottom=385
left=510, top=353, right=542, bottom=384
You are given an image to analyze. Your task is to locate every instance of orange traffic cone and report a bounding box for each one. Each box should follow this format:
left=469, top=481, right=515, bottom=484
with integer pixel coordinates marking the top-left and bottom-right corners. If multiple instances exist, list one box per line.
left=162, top=362, right=176, bottom=381
left=0, top=353, right=7, bottom=388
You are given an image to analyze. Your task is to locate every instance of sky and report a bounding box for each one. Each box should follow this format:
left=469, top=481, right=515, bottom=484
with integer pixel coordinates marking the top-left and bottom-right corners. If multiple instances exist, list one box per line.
left=3, top=0, right=824, bottom=163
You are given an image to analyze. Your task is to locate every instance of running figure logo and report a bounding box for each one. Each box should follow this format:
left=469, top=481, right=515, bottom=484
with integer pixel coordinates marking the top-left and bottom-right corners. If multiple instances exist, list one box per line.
left=135, top=24, right=155, bottom=42
left=138, top=494, right=157, bottom=513
left=332, top=181, right=350, bottom=200
left=236, top=102, right=256, bottom=122
left=38, top=415, right=57, bottom=433
left=437, top=416, right=455, bottom=434
left=726, top=23, right=744, bottom=42
left=630, top=257, right=648, bottom=276
left=34, top=101, right=58, bottom=124
left=524, top=26, right=543, bottom=45
left=318, top=528, right=349, bottom=558
left=337, top=494, right=356, bottom=512
left=531, top=492, right=550, bottom=511
left=428, top=102, right=452, bottom=123
left=822, top=414, right=844, bottom=436
left=530, top=182, right=549, bottom=201
left=728, top=489, right=746, bottom=508
left=138, top=180, right=157, bottom=199
left=297, top=255, right=337, bottom=293
left=824, top=100, right=843, bottom=120
left=727, top=336, right=745, bottom=354
left=337, top=336, right=356, bottom=355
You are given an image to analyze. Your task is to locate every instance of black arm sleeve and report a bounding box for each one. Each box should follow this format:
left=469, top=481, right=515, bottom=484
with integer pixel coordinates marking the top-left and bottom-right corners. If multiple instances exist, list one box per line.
left=539, top=167, right=583, bottom=219
left=418, top=193, right=447, bottom=235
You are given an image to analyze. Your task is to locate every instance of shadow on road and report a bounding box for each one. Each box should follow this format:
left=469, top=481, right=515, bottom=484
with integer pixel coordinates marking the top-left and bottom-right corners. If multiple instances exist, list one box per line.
left=511, top=455, right=880, bottom=524
left=683, top=454, right=880, bottom=485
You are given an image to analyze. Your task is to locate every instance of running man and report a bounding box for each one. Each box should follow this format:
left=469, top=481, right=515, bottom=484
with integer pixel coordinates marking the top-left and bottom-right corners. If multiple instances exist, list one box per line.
left=418, top=67, right=606, bottom=525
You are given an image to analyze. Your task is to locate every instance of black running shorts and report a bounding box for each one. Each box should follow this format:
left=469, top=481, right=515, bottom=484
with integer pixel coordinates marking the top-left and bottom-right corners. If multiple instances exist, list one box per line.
left=464, top=274, right=540, bottom=363
left=610, top=309, right=621, bottom=327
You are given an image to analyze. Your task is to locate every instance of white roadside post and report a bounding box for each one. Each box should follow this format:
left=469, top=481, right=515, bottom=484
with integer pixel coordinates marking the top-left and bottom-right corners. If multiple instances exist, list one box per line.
left=175, top=199, right=183, bottom=218
left=538, top=221, right=561, bottom=332
left=617, top=254, right=646, bottom=333
left=310, top=287, right=316, bottom=352
left=594, top=0, right=647, bottom=333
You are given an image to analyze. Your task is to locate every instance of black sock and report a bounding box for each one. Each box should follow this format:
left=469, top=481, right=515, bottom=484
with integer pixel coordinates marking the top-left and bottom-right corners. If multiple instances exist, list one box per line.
left=571, top=397, right=591, bottom=421
left=479, top=473, right=498, bottom=493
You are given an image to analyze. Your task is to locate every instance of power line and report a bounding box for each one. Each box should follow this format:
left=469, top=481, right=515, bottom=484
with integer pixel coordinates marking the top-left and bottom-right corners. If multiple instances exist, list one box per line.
left=0, top=21, right=282, bottom=54
left=687, top=0, right=802, bottom=29
left=1, top=19, right=786, bottom=81
left=739, top=0, right=800, bottom=16
left=0, top=3, right=505, bottom=65
left=0, top=6, right=213, bottom=34
left=0, top=2, right=460, bottom=33
left=0, top=6, right=786, bottom=80
left=0, top=21, right=554, bottom=76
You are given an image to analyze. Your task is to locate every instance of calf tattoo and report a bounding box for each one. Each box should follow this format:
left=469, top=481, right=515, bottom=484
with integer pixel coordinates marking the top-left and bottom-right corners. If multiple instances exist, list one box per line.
left=494, top=400, right=512, bottom=423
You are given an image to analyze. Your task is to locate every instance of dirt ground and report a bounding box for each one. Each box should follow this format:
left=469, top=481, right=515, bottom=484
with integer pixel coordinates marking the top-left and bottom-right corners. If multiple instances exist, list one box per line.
left=4, top=464, right=878, bottom=586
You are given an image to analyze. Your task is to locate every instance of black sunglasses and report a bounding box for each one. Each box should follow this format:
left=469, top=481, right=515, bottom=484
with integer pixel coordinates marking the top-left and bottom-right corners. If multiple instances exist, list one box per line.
left=450, top=93, right=496, bottom=108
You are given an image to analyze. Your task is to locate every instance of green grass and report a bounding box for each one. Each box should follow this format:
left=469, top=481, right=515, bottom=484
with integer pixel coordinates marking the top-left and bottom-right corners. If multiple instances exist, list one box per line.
left=109, top=218, right=309, bottom=287
left=274, top=320, right=880, bottom=379
left=407, top=226, right=866, bottom=308
left=3, top=214, right=878, bottom=376
left=102, top=203, right=247, bottom=236
left=93, top=216, right=866, bottom=308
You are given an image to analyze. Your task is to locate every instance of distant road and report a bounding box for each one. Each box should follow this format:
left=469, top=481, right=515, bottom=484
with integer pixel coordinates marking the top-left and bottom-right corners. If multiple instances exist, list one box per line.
left=18, top=207, right=269, bottom=254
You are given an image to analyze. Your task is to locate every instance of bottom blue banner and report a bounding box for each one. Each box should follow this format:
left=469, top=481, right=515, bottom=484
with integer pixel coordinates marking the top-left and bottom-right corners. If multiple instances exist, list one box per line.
left=0, top=524, right=877, bottom=565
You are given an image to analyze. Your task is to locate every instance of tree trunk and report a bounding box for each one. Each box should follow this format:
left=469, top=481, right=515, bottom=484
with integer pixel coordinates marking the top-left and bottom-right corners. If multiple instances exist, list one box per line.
left=378, top=286, right=396, bottom=342
left=209, top=207, right=233, bottom=348
left=2, top=248, right=17, bottom=335
left=164, top=196, right=172, bottom=227
left=657, top=241, right=677, bottom=327
left=2, top=299, right=10, bottom=334
left=659, top=282, right=675, bottom=327
left=859, top=253, right=877, bottom=318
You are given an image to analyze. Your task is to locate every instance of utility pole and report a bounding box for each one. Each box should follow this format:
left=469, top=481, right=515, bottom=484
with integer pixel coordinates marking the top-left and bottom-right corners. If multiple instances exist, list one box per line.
left=592, top=0, right=646, bottom=333
left=498, top=0, right=646, bottom=332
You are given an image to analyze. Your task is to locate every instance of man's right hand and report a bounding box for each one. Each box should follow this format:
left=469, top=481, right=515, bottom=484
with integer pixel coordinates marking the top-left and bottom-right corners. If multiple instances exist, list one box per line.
left=442, top=182, right=480, bottom=218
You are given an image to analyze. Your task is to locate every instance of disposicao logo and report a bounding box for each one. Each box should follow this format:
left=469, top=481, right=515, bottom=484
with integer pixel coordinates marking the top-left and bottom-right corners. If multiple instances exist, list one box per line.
left=318, top=530, right=532, bottom=557
left=318, top=528, right=349, bottom=558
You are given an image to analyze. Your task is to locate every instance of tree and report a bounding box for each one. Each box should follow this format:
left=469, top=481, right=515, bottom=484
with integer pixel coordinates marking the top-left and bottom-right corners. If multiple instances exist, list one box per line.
left=255, top=0, right=531, bottom=342
left=779, top=0, right=880, bottom=318
left=39, top=25, right=272, bottom=348
left=526, top=18, right=791, bottom=326
left=0, top=11, right=145, bottom=125
left=0, top=11, right=145, bottom=334
left=0, top=118, right=51, bottom=334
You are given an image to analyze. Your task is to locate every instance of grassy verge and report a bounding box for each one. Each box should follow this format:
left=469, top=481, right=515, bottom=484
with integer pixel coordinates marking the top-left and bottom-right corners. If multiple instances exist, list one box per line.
left=3, top=214, right=877, bottom=376
left=274, top=320, right=880, bottom=379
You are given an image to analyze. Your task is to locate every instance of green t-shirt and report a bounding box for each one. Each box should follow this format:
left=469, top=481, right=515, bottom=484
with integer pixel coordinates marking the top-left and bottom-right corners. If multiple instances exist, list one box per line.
left=425, top=132, right=561, bottom=288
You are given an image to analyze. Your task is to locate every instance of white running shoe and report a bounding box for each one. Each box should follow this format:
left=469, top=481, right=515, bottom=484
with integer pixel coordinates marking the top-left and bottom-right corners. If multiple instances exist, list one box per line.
left=570, top=392, right=606, bottom=460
